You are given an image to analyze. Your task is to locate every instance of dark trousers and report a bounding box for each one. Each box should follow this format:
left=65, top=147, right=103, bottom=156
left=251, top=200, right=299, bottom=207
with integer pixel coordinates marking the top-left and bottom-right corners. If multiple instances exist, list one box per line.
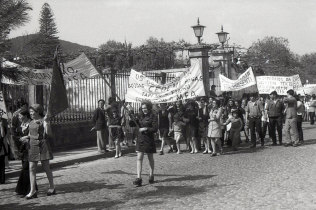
left=297, top=115, right=304, bottom=142
left=269, top=117, right=283, bottom=144
left=310, top=112, right=315, bottom=125
left=0, top=155, right=5, bottom=184
left=249, top=117, right=264, bottom=146
left=262, top=121, right=271, bottom=139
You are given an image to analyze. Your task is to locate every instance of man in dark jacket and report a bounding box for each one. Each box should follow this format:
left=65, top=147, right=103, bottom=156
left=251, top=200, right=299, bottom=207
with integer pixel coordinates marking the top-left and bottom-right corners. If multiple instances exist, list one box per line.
left=265, top=91, right=284, bottom=145
left=92, top=99, right=108, bottom=153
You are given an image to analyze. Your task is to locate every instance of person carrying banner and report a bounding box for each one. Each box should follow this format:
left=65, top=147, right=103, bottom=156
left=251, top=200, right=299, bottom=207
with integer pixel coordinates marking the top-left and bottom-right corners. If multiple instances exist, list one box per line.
left=283, top=89, right=299, bottom=147
left=245, top=93, right=265, bottom=148
left=265, top=91, right=284, bottom=146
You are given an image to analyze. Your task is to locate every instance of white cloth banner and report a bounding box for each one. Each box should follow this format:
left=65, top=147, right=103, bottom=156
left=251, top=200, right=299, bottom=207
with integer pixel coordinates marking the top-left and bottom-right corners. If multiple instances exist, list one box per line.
left=1, top=53, right=99, bottom=85
left=0, top=91, right=8, bottom=119
left=256, top=74, right=303, bottom=95
left=125, top=58, right=205, bottom=103
left=297, top=84, right=316, bottom=95
left=219, top=67, right=256, bottom=91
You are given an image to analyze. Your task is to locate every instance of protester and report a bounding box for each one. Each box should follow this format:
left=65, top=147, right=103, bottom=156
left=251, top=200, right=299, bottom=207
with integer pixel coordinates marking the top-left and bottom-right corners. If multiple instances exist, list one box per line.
left=106, top=97, right=118, bottom=150
left=241, top=99, right=250, bottom=142
left=265, top=91, right=284, bottom=146
left=92, top=99, right=108, bottom=153
left=296, top=96, right=305, bottom=144
left=222, top=109, right=243, bottom=151
left=133, top=101, right=157, bottom=187
left=234, top=100, right=248, bottom=143
left=197, top=98, right=210, bottom=154
left=121, top=102, right=137, bottom=146
left=261, top=96, right=270, bottom=141
left=158, top=103, right=173, bottom=155
left=20, top=104, right=55, bottom=199
left=208, top=100, right=223, bottom=157
left=224, top=99, right=236, bottom=146
left=15, top=109, right=38, bottom=196
left=183, top=100, right=199, bottom=154
left=245, top=93, right=265, bottom=148
left=169, top=113, right=186, bottom=154
left=108, top=109, right=123, bottom=158
left=309, top=94, right=316, bottom=125
left=0, top=116, right=8, bottom=184
left=283, top=90, right=299, bottom=147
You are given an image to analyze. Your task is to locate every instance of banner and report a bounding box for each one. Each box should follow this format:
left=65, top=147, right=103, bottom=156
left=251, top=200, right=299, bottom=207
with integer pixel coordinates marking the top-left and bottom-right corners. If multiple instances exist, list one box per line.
left=256, top=75, right=302, bottom=95
left=0, top=91, right=8, bottom=119
left=219, top=67, right=256, bottom=91
left=125, top=58, right=205, bottom=103
left=297, top=84, right=316, bottom=95
left=1, top=53, right=99, bottom=85
left=46, top=55, right=69, bottom=117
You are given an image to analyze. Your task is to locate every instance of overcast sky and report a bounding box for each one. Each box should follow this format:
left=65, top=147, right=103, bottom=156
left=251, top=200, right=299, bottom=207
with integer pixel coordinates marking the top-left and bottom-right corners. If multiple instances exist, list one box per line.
left=9, top=0, right=316, bottom=55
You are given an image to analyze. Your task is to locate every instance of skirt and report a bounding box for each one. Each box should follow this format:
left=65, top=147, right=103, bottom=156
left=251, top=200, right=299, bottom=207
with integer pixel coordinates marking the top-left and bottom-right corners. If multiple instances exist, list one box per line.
left=136, top=134, right=156, bottom=154
left=28, top=139, right=53, bottom=162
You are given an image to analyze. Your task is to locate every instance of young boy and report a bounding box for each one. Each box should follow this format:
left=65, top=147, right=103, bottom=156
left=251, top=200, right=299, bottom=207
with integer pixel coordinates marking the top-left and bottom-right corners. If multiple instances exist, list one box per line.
left=169, top=113, right=186, bottom=154
left=108, top=109, right=123, bottom=158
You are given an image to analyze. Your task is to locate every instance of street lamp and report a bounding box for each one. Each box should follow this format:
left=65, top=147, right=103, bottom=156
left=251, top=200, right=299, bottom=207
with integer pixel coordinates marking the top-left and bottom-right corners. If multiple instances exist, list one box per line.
left=191, top=18, right=205, bottom=44
left=216, top=25, right=229, bottom=48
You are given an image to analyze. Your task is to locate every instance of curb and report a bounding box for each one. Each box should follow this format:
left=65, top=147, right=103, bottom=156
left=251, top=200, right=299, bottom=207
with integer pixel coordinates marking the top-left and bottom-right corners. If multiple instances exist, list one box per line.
left=6, top=146, right=136, bottom=179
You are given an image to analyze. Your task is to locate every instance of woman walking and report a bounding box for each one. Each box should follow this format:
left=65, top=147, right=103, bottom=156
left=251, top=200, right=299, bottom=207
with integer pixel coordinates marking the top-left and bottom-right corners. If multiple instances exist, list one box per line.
left=20, top=104, right=55, bottom=199
left=133, top=101, right=158, bottom=187
left=207, top=100, right=223, bottom=157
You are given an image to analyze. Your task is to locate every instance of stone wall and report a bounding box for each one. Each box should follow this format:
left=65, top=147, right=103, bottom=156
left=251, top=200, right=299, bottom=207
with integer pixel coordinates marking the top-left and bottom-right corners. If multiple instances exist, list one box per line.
left=49, top=120, right=96, bottom=151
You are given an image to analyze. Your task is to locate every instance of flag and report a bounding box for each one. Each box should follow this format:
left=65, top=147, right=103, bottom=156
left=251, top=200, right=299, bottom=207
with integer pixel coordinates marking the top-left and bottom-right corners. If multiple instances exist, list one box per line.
left=47, top=49, right=68, bottom=116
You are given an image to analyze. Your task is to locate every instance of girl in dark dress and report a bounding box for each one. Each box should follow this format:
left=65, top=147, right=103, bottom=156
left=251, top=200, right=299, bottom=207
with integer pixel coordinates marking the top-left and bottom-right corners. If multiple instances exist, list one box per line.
left=15, top=109, right=38, bottom=196
left=133, top=101, right=158, bottom=187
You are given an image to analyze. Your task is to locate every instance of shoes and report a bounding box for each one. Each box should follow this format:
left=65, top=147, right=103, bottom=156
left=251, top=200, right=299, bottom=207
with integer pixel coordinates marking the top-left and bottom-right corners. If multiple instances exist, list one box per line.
left=292, top=143, right=299, bottom=147
left=203, top=150, right=208, bottom=154
left=115, top=155, right=119, bottom=158
left=47, top=189, right=56, bottom=196
left=190, top=151, right=194, bottom=154
left=167, top=148, right=173, bottom=153
left=177, top=151, right=182, bottom=154
left=194, top=150, right=198, bottom=154
left=133, top=178, right=142, bottom=187
left=159, top=151, right=164, bottom=155
left=119, top=152, right=122, bottom=157
left=271, top=143, right=277, bottom=146
left=283, top=143, right=292, bottom=147
left=149, top=175, right=154, bottom=184
left=26, top=192, right=38, bottom=199
left=249, top=145, right=256, bottom=148
left=210, top=153, right=217, bottom=157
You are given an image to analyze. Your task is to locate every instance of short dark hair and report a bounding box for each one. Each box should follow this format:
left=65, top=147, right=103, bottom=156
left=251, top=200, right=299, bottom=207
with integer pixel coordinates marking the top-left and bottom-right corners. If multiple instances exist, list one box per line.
left=287, top=89, right=294, bottom=96
left=98, top=99, right=105, bottom=103
left=270, top=91, right=278, bottom=96
left=19, top=109, right=30, bottom=119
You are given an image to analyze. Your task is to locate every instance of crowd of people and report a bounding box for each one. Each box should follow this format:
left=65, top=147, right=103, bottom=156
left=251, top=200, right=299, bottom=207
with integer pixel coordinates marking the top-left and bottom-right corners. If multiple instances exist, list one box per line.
left=1, top=88, right=315, bottom=193
left=91, top=89, right=316, bottom=186
left=0, top=100, right=55, bottom=199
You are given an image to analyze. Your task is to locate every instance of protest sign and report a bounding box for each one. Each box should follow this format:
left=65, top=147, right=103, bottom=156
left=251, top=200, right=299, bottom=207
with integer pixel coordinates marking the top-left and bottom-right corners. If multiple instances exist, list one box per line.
left=219, top=67, right=256, bottom=91
left=298, top=84, right=316, bottom=95
left=256, top=75, right=302, bottom=95
left=125, top=58, right=205, bottom=103
left=1, top=53, right=98, bottom=85
left=0, top=91, right=8, bottom=119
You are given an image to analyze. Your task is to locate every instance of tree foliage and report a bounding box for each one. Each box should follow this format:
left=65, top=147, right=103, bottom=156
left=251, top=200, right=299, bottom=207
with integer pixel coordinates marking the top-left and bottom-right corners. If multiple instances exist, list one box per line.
left=33, top=3, right=59, bottom=68
left=245, top=36, right=300, bottom=76
left=0, top=0, right=32, bottom=56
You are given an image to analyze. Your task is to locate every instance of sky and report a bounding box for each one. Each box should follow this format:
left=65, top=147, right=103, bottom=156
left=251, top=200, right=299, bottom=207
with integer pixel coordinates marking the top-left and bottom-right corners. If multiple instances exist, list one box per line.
left=9, top=0, right=316, bottom=55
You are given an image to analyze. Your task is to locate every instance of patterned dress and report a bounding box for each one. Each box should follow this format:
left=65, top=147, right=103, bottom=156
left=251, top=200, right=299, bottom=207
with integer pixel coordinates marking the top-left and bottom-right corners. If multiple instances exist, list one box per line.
left=207, top=108, right=223, bottom=138
left=28, top=119, right=53, bottom=162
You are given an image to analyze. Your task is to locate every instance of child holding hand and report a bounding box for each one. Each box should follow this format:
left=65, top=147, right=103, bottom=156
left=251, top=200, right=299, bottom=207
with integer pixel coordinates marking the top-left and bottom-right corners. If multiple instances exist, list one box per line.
left=222, top=109, right=243, bottom=151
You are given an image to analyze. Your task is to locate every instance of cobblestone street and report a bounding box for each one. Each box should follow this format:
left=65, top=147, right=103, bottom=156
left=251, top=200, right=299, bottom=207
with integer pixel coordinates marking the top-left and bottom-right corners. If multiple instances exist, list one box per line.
left=1, top=123, right=316, bottom=210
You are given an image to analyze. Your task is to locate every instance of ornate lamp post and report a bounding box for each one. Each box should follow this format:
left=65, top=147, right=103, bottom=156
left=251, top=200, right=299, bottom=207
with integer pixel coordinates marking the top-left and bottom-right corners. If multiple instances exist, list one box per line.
left=191, top=18, right=206, bottom=45
left=216, top=25, right=229, bottom=48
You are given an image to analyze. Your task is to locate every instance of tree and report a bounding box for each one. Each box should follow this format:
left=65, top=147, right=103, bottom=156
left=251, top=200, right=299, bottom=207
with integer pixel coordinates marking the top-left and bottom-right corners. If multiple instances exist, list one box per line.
left=245, top=36, right=300, bottom=76
left=300, top=53, right=316, bottom=83
left=34, top=3, right=59, bottom=68
left=0, top=0, right=32, bottom=57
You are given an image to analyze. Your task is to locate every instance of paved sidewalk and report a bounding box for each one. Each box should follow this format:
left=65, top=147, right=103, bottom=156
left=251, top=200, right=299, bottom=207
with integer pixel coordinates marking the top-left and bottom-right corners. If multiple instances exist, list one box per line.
left=5, top=145, right=136, bottom=178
